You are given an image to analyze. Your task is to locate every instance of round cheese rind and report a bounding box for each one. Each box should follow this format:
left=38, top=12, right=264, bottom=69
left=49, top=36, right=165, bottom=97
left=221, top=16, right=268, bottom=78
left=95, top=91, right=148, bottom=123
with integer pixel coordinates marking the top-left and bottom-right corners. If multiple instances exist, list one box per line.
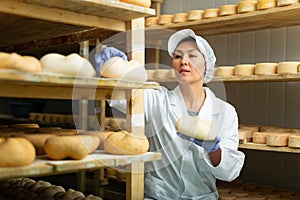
left=158, top=14, right=174, bottom=25
left=145, top=17, right=159, bottom=27
left=257, top=0, right=277, bottom=10
left=277, top=0, right=298, bottom=6
left=173, top=13, right=188, bottom=23
left=203, top=8, right=220, bottom=19
left=219, top=4, right=237, bottom=16
left=252, top=132, right=269, bottom=144
left=266, top=133, right=290, bottom=147
left=216, top=66, right=235, bottom=77
left=277, top=61, right=300, bottom=74
left=255, top=63, right=277, bottom=75
left=175, top=116, right=219, bottom=141
left=237, top=0, right=258, bottom=13
left=235, top=64, right=255, bottom=76
left=238, top=128, right=253, bottom=140
left=188, top=10, right=204, bottom=21
left=288, top=135, right=300, bottom=148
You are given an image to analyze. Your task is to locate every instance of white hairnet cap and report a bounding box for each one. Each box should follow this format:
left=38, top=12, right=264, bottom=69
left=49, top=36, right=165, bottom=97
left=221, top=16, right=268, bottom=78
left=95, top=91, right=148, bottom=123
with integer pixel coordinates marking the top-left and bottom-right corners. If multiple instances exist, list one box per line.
left=168, top=29, right=216, bottom=83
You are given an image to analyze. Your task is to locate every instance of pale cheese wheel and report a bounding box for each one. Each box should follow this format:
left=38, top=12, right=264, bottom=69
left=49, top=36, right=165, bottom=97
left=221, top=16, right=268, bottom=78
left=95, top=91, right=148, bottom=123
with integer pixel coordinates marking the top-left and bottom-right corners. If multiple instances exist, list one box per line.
left=259, top=125, right=278, bottom=132
left=237, top=1, right=258, bottom=13
left=145, top=17, right=159, bottom=27
left=219, top=4, right=237, bottom=16
left=175, top=116, right=219, bottom=140
left=252, top=131, right=269, bottom=144
left=203, top=8, right=220, bottom=19
left=257, top=0, right=277, bottom=10
left=266, top=128, right=292, bottom=133
left=158, top=14, right=174, bottom=25
left=288, top=135, right=300, bottom=148
left=216, top=66, right=235, bottom=77
left=40, top=53, right=96, bottom=78
left=188, top=10, right=204, bottom=21
left=255, top=63, right=277, bottom=75
left=277, top=61, right=300, bottom=74
left=239, top=125, right=260, bottom=132
left=173, top=13, right=188, bottom=23
left=219, top=194, right=237, bottom=200
left=119, top=0, right=151, bottom=8
left=266, top=133, right=290, bottom=147
left=238, top=128, right=253, bottom=140
left=100, top=57, right=148, bottom=82
left=277, top=0, right=298, bottom=6
left=235, top=64, right=255, bottom=76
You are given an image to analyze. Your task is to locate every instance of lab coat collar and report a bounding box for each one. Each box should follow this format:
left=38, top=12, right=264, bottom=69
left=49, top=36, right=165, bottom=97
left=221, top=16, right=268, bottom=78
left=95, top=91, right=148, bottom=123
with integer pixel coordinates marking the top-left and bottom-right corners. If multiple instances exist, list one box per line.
left=170, top=86, right=222, bottom=119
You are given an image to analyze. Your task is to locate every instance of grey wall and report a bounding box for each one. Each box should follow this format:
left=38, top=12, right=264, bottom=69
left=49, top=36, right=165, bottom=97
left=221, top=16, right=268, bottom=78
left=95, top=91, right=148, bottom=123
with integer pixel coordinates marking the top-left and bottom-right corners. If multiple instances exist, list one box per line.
left=159, top=0, right=300, bottom=192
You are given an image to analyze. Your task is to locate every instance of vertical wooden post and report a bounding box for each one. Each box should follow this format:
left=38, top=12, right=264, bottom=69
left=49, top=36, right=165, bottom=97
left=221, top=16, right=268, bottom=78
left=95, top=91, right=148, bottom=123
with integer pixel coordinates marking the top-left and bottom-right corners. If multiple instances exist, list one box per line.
left=126, top=162, right=144, bottom=200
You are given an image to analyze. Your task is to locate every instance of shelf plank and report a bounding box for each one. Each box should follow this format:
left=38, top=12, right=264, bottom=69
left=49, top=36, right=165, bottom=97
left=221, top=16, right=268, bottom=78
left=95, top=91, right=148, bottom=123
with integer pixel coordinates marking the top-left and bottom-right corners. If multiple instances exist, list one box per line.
left=239, top=142, right=300, bottom=154
left=146, top=3, right=300, bottom=36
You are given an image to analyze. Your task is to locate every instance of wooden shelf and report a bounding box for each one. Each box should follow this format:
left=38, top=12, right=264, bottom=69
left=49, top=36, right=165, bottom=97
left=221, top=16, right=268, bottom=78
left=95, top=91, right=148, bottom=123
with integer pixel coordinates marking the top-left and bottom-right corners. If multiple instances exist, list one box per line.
left=0, top=151, right=161, bottom=180
left=0, top=0, right=155, bottom=49
left=239, top=143, right=300, bottom=154
left=0, top=70, right=159, bottom=100
left=146, top=3, right=300, bottom=36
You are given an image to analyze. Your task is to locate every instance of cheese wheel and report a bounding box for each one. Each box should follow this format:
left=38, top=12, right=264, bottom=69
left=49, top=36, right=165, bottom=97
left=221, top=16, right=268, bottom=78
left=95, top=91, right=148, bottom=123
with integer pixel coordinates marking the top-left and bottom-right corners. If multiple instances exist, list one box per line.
left=277, top=61, right=300, bottom=74
left=219, top=4, right=237, bottom=16
left=19, top=134, right=54, bottom=155
left=257, top=0, right=277, bottom=10
left=277, top=0, right=298, bottom=6
left=235, top=64, right=255, bottom=76
left=40, top=53, right=96, bottom=78
left=216, top=66, right=235, bottom=77
left=168, top=69, right=176, bottom=79
left=154, top=69, right=171, bottom=79
left=175, top=116, right=219, bottom=140
left=145, top=17, right=159, bottom=27
left=173, top=13, right=188, bottom=23
left=252, top=132, right=270, bottom=144
left=146, top=69, right=156, bottom=79
left=266, top=128, right=292, bottom=133
left=237, top=1, right=258, bottom=13
left=119, top=0, right=151, bottom=8
left=259, top=125, right=278, bottom=132
left=288, top=135, right=300, bottom=148
left=219, top=194, right=237, bottom=200
left=266, top=133, right=290, bottom=147
left=158, top=14, right=174, bottom=25
left=238, top=128, right=253, bottom=140
left=239, top=124, right=260, bottom=132
left=203, top=8, right=220, bottom=19
left=255, top=63, right=277, bottom=75
left=188, top=10, right=204, bottom=21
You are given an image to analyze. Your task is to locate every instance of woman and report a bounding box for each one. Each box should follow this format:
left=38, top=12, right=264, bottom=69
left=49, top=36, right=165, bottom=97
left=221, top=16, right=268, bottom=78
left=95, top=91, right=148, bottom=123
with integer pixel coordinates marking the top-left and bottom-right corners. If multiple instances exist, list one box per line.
left=96, top=29, right=245, bottom=199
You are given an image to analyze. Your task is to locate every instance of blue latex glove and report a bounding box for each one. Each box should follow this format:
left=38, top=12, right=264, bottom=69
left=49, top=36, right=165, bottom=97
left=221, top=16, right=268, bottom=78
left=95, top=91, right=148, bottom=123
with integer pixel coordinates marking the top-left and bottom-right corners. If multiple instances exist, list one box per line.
left=95, top=47, right=127, bottom=74
left=177, top=132, right=221, bottom=153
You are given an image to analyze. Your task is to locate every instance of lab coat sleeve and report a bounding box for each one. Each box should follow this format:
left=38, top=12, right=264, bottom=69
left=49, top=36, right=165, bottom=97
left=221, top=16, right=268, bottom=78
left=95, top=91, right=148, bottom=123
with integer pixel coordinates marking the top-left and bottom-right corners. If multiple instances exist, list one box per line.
left=203, top=107, right=245, bottom=181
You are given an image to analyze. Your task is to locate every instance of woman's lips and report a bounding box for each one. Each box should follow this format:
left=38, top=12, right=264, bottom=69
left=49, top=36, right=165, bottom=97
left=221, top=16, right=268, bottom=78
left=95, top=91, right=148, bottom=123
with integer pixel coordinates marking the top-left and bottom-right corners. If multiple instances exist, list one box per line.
left=179, top=68, right=190, bottom=74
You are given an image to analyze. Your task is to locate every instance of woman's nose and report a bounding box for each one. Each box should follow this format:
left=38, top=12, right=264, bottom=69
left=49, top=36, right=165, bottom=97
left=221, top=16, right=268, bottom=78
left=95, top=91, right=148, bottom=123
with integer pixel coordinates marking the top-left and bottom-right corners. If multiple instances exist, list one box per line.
left=180, top=56, right=189, bottom=65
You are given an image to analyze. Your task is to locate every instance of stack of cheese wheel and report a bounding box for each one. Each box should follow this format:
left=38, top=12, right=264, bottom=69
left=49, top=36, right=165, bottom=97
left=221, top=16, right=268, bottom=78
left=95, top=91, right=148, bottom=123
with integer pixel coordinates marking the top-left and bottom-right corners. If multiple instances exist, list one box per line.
left=188, top=10, right=204, bottom=21
left=277, top=61, right=300, bottom=74
left=235, top=64, right=255, bottom=76
left=257, top=0, right=277, bottom=10
left=219, top=4, right=237, bottom=16
left=277, top=0, right=298, bottom=6
left=237, top=0, right=258, bottom=13
left=145, top=17, right=159, bottom=27
left=158, top=14, right=174, bottom=25
left=173, top=13, right=188, bottom=23
left=216, top=66, right=235, bottom=77
left=203, top=8, right=220, bottom=19
left=255, top=63, right=277, bottom=75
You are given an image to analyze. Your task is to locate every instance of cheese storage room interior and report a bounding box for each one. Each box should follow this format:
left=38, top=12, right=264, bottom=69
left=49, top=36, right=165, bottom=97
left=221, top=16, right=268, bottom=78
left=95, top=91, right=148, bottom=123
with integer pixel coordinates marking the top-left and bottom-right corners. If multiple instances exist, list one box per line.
left=152, top=0, right=300, bottom=193
left=1, top=0, right=300, bottom=197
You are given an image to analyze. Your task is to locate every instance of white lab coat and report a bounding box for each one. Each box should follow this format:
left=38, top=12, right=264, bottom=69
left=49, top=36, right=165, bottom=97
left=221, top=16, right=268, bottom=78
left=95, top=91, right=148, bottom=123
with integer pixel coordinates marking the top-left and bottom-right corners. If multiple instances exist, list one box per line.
left=143, top=86, right=245, bottom=200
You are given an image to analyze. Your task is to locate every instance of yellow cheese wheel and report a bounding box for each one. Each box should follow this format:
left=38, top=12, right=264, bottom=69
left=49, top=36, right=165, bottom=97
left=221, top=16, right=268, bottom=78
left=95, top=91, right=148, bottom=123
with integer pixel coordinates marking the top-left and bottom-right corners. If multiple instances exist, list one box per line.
left=277, top=0, right=298, bottom=6
left=235, top=64, right=255, bottom=76
left=252, top=132, right=270, bottom=144
left=238, top=128, right=253, bottom=139
left=219, top=4, right=237, bottom=16
left=175, top=116, right=219, bottom=140
left=203, top=8, right=220, bottom=19
left=188, top=10, right=204, bottom=21
left=288, top=135, right=300, bottom=148
left=216, top=66, right=235, bottom=77
left=239, top=124, right=260, bottom=132
left=259, top=125, right=278, bottom=132
left=237, top=1, right=258, bottom=13
left=255, top=63, right=277, bottom=75
left=158, top=14, right=174, bottom=25
left=145, top=17, right=159, bottom=27
left=277, top=61, right=300, bottom=74
left=257, top=0, right=277, bottom=10
left=173, top=13, right=188, bottom=23
left=266, top=133, right=290, bottom=147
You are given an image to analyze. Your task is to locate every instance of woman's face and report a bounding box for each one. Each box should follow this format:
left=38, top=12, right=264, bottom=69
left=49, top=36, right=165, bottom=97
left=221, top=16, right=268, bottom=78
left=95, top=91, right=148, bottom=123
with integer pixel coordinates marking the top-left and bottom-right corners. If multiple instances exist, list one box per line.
left=172, top=40, right=206, bottom=84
